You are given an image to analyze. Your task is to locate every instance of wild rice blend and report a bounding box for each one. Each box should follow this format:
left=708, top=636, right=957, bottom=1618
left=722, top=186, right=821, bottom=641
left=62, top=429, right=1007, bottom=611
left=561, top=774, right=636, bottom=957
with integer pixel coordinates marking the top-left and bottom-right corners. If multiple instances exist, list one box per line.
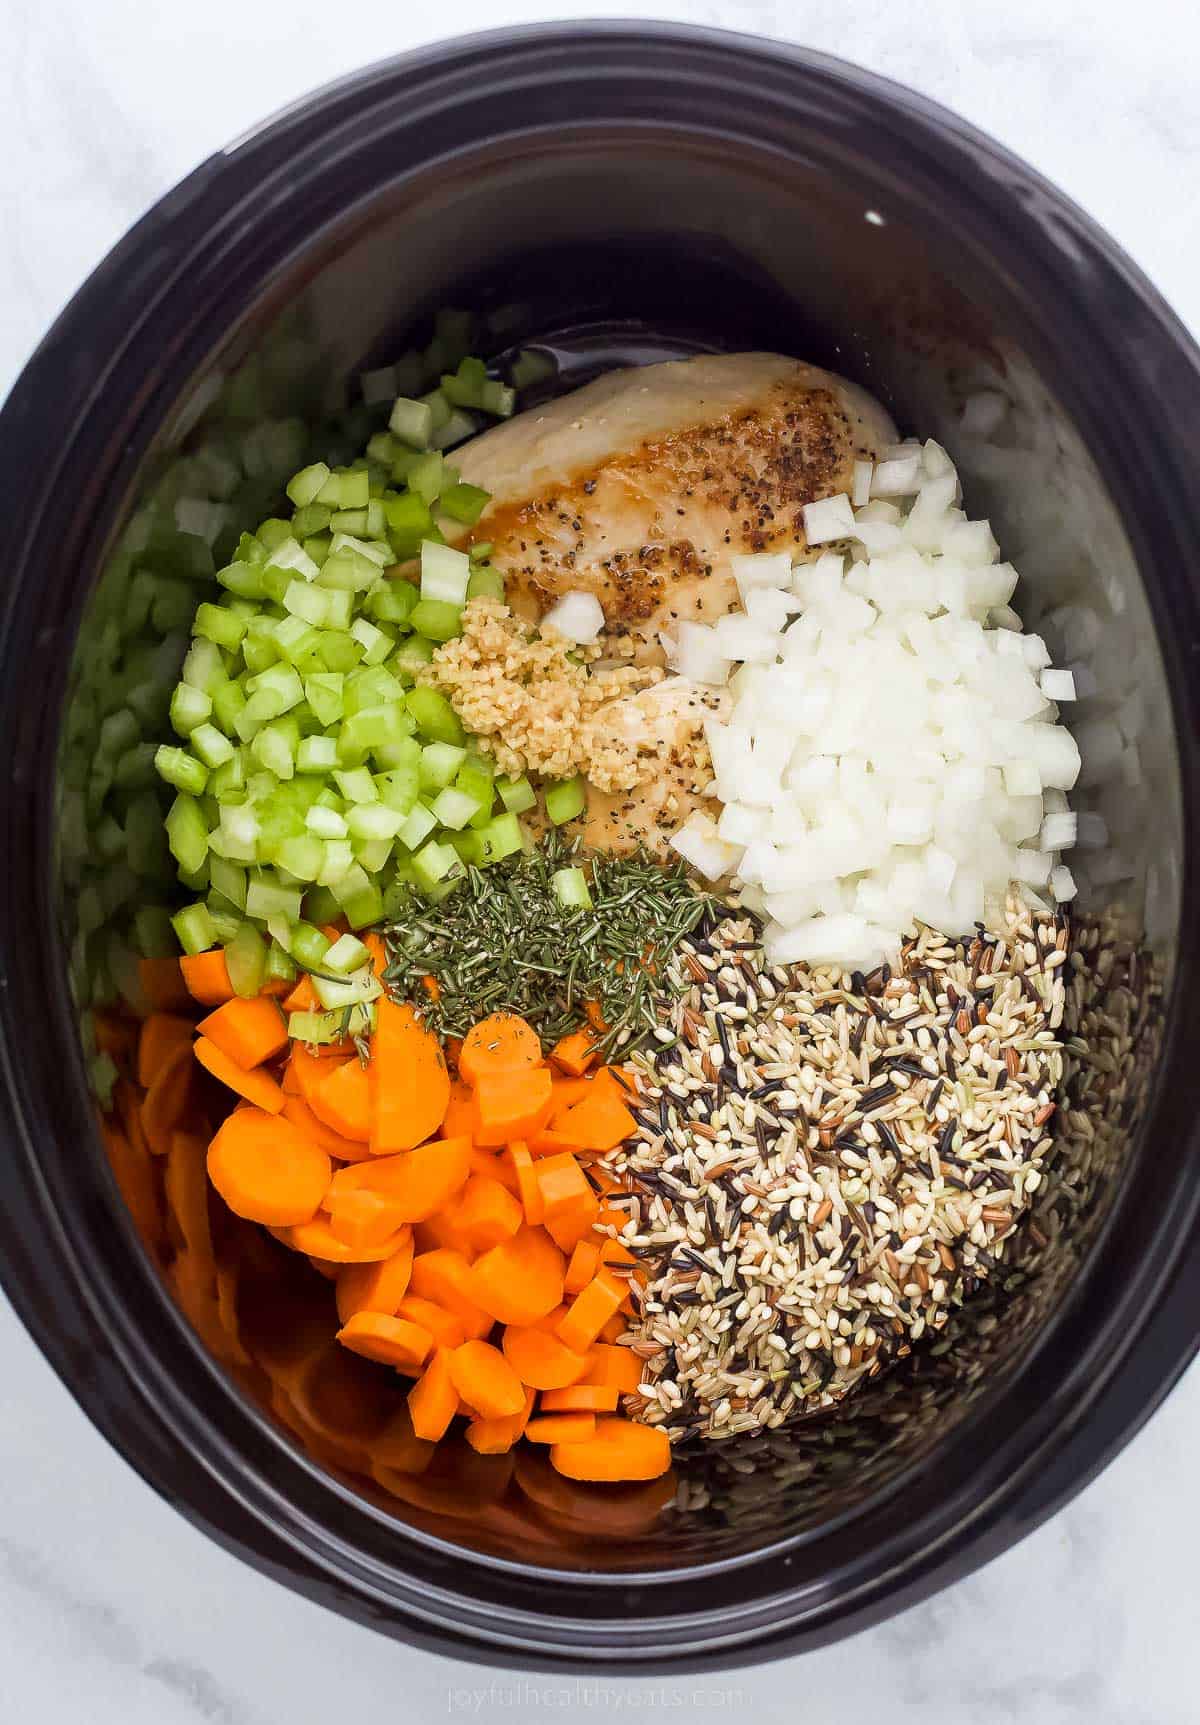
left=609, top=898, right=1068, bottom=1442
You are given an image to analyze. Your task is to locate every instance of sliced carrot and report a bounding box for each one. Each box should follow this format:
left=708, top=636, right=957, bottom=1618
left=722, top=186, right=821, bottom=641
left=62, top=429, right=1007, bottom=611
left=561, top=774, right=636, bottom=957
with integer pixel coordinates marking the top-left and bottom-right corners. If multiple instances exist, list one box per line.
left=396, top=1295, right=467, bottom=1349
left=137, top=1013, right=194, bottom=1090
left=140, top=1040, right=195, bottom=1153
left=470, top=1226, right=564, bottom=1326
left=283, top=974, right=318, bottom=1014
left=414, top=1210, right=477, bottom=1257
left=448, top=1339, right=526, bottom=1419
left=469, top=1144, right=519, bottom=1193
left=526, top=1412, right=597, bottom=1445
left=555, top=1271, right=626, bottom=1354
left=556, top=1088, right=637, bottom=1153
left=180, top=949, right=236, bottom=1006
left=281, top=1092, right=372, bottom=1162
left=164, top=1130, right=213, bottom=1260
left=528, top=1128, right=583, bottom=1160
left=335, top=1234, right=415, bottom=1323
left=458, top=1013, right=542, bottom=1086
left=194, top=1037, right=284, bottom=1114
left=580, top=1342, right=642, bottom=1393
left=535, top=1152, right=591, bottom=1222
left=599, top=1236, right=637, bottom=1267
left=281, top=1061, right=302, bottom=1096
left=583, top=1001, right=607, bottom=1033
left=326, top=1187, right=412, bottom=1249
left=472, top=1066, right=553, bottom=1147
left=290, top=1044, right=352, bottom=1118
left=100, top=1121, right=161, bottom=1245
left=550, top=1417, right=670, bottom=1481
left=564, top=1239, right=600, bottom=1295
left=540, top=1383, right=620, bottom=1413
left=502, top=1323, right=590, bottom=1391
left=409, top=1248, right=493, bottom=1338
left=207, top=1107, right=331, bottom=1226
left=139, top=955, right=193, bottom=1013
left=407, top=1348, right=459, bottom=1441
left=369, top=1405, right=436, bottom=1476
left=548, top=1029, right=598, bottom=1078
left=286, top=1215, right=411, bottom=1263
left=597, top=1312, right=627, bottom=1343
left=326, top=1136, right=471, bottom=1222
left=544, top=1190, right=601, bottom=1255
left=442, top=1079, right=479, bottom=1141
left=451, top=1174, right=522, bottom=1250
left=370, top=996, right=450, bottom=1154
left=466, top=1386, right=534, bottom=1455
left=362, top=930, right=388, bottom=978
left=506, top=1143, right=544, bottom=1225
left=197, top=995, right=288, bottom=1071
left=311, top=1055, right=372, bottom=1141
left=337, top=1312, right=432, bottom=1372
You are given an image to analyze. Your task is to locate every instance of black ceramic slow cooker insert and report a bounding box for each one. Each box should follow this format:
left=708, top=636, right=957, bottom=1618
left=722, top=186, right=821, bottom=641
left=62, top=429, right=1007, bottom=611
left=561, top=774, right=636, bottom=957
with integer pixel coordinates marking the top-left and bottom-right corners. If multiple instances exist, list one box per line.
left=0, top=23, right=1197, bottom=1669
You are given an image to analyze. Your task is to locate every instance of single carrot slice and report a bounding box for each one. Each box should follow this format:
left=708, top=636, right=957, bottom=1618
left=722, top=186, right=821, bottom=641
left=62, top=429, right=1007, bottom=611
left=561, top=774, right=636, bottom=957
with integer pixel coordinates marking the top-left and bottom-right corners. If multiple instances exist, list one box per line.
left=311, top=1055, right=372, bottom=1141
left=164, top=1130, right=213, bottom=1260
left=466, top=1387, right=534, bottom=1455
left=535, top=1152, right=591, bottom=1222
left=194, top=1036, right=284, bottom=1114
left=597, top=1312, right=627, bottom=1343
left=139, top=955, right=192, bottom=1013
left=326, top=1188, right=412, bottom=1250
left=327, top=1136, right=471, bottom=1221
left=540, top=1383, right=620, bottom=1413
left=472, top=1066, right=553, bottom=1147
left=207, top=1107, right=331, bottom=1226
left=550, top=1417, right=670, bottom=1481
left=470, top=1226, right=564, bottom=1326
left=198, top=995, right=288, bottom=1070
left=555, top=1271, right=627, bottom=1354
left=395, top=1296, right=467, bottom=1350
left=564, top=1239, right=600, bottom=1295
left=137, top=1013, right=194, bottom=1090
left=544, top=1189, right=601, bottom=1255
left=140, top=1041, right=195, bottom=1153
left=469, top=1144, right=519, bottom=1193
left=409, top=1248, right=493, bottom=1338
left=526, top=1412, right=597, bottom=1445
left=287, top=1215, right=410, bottom=1263
left=528, top=1128, right=583, bottom=1160
left=580, top=1343, right=642, bottom=1393
left=407, top=1348, right=459, bottom=1441
left=506, top=1143, right=544, bottom=1225
left=337, top=1312, right=432, bottom=1372
left=451, top=1174, right=523, bottom=1250
left=290, top=1045, right=352, bottom=1121
left=458, top=1013, right=542, bottom=1086
left=556, top=1088, right=637, bottom=1153
left=548, top=1029, right=598, bottom=1078
left=600, top=1237, right=637, bottom=1267
left=502, top=1323, right=590, bottom=1391
left=281, top=1061, right=302, bottom=1096
left=448, top=1339, right=526, bottom=1419
left=442, top=1079, right=479, bottom=1142
left=370, top=996, right=450, bottom=1154
left=335, top=1234, right=415, bottom=1323
left=281, top=1092, right=372, bottom=1162
left=180, top=949, right=236, bottom=1007
left=283, top=974, right=318, bottom=1014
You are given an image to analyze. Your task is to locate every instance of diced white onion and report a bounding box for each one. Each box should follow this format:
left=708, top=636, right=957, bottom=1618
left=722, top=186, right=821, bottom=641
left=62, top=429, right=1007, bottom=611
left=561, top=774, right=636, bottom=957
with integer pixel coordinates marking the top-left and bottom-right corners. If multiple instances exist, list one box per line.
left=1050, top=864, right=1078, bottom=902
left=1040, top=668, right=1076, bottom=702
left=540, top=589, right=605, bottom=644
left=802, top=494, right=856, bottom=545
left=851, top=460, right=874, bottom=507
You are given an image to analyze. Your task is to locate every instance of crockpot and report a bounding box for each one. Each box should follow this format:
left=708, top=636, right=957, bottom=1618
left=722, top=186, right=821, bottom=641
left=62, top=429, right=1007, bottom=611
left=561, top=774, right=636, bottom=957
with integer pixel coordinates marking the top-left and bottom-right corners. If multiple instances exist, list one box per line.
left=0, top=22, right=1197, bottom=1669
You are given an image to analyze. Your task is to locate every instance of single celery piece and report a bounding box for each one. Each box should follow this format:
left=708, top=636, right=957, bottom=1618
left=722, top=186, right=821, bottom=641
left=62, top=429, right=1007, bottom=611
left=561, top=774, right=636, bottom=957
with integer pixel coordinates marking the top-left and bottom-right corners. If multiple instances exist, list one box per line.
left=411, top=838, right=463, bottom=895
left=318, top=838, right=355, bottom=886
left=265, top=941, right=297, bottom=986
left=297, top=735, right=339, bottom=775
left=245, top=873, right=303, bottom=923
left=189, top=723, right=235, bottom=770
left=291, top=502, right=332, bottom=539
left=388, top=396, right=435, bottom=449
left=365, top=578, right=418, bottom=627
left=224, top=922, right=268, bottom=997
left=276, top=835, right=326, bottom=881
left=420, top=541, right=471, bottom=606
left=405, top=685, right=465, bottom=745
left=418, top=741, right=467, bottom=791
left=552, top=866, right=593, bottom=910
left=303, top=673, right=345, bottom=727
left=466, top=564, right=505, bottom=602
left=193, top=602, right=248, bottom=651
left=288, top=1004, right=374, bottom=1045
left=333, top=765, right=377, bottom=803
left=346, top=802, right=405, bottom=842
left=450, top=829, right=487, bottom=866
left=545, top=774, right=586, bottom=825
left=438, top=483, right=490, bottom=527
left=156, top=745, right=208, bottom=797
left=409, top=599, right=463, bottom=641
left=407, top=452, right=446, bottom=505
left=287, top=462, right=332, bottom=508
left=288, top=921, right=333, bottom=971
left=212, top=680, right=247, bottom=736
left=312, top=964, right=382, bottom=1009
left=323, top=933, right=371, bottom=976
left=171, top=901, right=217, bottom=956
left=478, top=812, right=525, bottom=864
left=431, top=786, right=482, bottom=830
left=496, top=773, right=536, bottom=815
left=209, top=856, right=247, bottom=911
left=397, top=802, right=438, bottom=852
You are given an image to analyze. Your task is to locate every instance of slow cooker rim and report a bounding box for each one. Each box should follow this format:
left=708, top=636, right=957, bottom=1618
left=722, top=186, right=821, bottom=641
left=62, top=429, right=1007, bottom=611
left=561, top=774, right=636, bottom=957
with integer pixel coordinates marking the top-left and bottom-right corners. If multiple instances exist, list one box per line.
left=0, top=20, right=1197, bottom=1667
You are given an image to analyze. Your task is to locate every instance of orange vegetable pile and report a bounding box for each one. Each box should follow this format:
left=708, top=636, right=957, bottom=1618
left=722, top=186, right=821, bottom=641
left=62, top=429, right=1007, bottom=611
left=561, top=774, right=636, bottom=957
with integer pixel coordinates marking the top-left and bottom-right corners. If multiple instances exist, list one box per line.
left=147, top=948, right=667, bottom=1485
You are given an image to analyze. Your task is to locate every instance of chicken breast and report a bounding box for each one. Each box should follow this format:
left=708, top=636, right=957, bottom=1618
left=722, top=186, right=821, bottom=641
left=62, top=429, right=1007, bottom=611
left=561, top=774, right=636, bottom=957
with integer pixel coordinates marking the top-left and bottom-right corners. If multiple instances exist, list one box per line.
left=453, top=351, right=896, bottom=655
left=450, top=352, right=895, bottom=853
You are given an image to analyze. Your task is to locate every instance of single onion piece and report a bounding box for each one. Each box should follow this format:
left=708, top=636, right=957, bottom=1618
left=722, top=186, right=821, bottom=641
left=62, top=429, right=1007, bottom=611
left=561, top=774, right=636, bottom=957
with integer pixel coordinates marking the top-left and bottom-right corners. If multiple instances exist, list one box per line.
left=541, top=590, right=605, bottom=644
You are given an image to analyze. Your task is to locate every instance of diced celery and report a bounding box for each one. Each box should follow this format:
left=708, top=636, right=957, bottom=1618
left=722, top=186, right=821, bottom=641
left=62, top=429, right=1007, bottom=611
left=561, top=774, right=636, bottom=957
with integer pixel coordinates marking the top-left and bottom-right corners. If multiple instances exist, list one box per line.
left=440, top=356, right=488, bottom=409
left=156, top=745, right=208, bottom=796
left=328, top=531, right=390, bottom=569
left=420, top=541, right=471, bottom=606
left=276, top=835, right=326, bottom=881
left=323, top=933, right=370, bottom=976
left=316, top=468, right=370, bottom=509
left=329, top=862, right=371, bottom=908
left=316, top=547, right=379, bottom=592
left=431, top=786, right=482, bottom=830
left=287, top=462, right=331, bottom=508
left=366, top=430, right=397, bottom=465
left=333, top=765, right=377, bottom=803
left=250, top=724, right=295, bottom=781
left=421, top=387, right=452, bottom=433
left=455, top=751, right=494, bottom=808
left=352, top=835, right=393, bottom=873
left=478, top=811, right=525, bottom=864
left=481, top=380, right=516, bottom=418
left=209, top=856, right=247, bottom=911
left=287, top=921, right=333, bottom=970
left=312, top=966, right=382, bottom=1009
left=207, top=903, right=244, bottom=945
left=409, top=598, right=463, bottom=641
left=365, top=578, right=418, bottom=626
left=167, top=677, right=209, bottom=739
left=288, top=1005, right=373, bottom=1045
left=449, top=829, right=486, bottom=866
left=545, top=774, right=586, bottom=825
left=438, top=483, right=491, bottom=527
left=98, top=706, right=140, bottom=761
left=303, top=534, right=331, bottom=566
left=245, top=873, right=303, bottom=922
left=417, top=741, right=466, bottom=792
left=407, top=452, right=446, bottom=506
left=224, top=921, right=268, bottom=997
left=257, top=518, right=294, bottom=554
left=392, top=636, right=436, bottom=680
left=315, top=632, right=363, bottom=674
left=406, top=685, right=465, bottom=745
left=265, top=941, right=297, bottom=986
left=210, top=751, right=247, bottom=803
left=469, top=541, right=493, bottom=561
left=318, top=839, right=355, bottom=886
left=388, top=396, right=434, bottom=449
left=338, top=704, right=413, bottom=765
left=376, top=761, right=421, bottom=816
left=433, top=408, right=478, bottom=450
left=397, top=802, right=438, bottom=851
left=305, top=802, right=347, bottom=838
left=411, top=839, right=463, bottom=894
left=297, top=734, right=339, bottom=775
left=211, top=804, right=260, bottom=863
left=346, top=802, right=405, bottom=842
left=284, top=580, right=350, bottom=630
left=343, top=665, right=400, bottom=715
left=466, top=564, right=506, bottom=602
left=172, top=901, right=217, bottom=956
left=350, top=618, right=392, bottom=664
left=273, top=616, right=322, bottom=669
left=216, top=558, right=267, bottom=600
left=181, top=637, right=226, bottom=695
left=133, top=904, right=176, bottom=959
left=245, top=662, right=304, bottom=714
left=291, top=502, right=332, bottom=539
left=552, top=866, right=593, bottom=910
left=496, top=773, right=536, bottom=815
left=212, top=680, right=247, bottom=736
left=193, top=601, right=248, bottom=651
left=303, top=673, right=345, bottom=727
left=340, top=879, right=385, bottom=931
left=303, top=885, right=341, bottom=926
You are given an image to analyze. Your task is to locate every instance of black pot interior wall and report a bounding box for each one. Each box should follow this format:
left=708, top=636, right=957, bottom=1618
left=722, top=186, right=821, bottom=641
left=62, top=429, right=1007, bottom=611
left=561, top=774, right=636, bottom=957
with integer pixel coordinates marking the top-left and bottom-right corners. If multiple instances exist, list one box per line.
left=54, top=130, right=1178, bottom=1573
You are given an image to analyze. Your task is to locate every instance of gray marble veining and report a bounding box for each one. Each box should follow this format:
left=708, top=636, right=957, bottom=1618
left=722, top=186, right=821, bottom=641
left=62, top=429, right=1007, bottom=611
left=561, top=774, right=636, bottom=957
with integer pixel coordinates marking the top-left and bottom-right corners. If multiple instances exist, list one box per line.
left=1, top=2, right=1197, bottom=1719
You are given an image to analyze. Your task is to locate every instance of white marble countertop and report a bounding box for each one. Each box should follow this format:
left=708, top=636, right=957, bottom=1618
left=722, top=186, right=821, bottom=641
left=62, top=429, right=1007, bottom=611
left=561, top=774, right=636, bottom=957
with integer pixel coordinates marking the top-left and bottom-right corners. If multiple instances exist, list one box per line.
left=2, top=1, right=1198, bottom=1718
